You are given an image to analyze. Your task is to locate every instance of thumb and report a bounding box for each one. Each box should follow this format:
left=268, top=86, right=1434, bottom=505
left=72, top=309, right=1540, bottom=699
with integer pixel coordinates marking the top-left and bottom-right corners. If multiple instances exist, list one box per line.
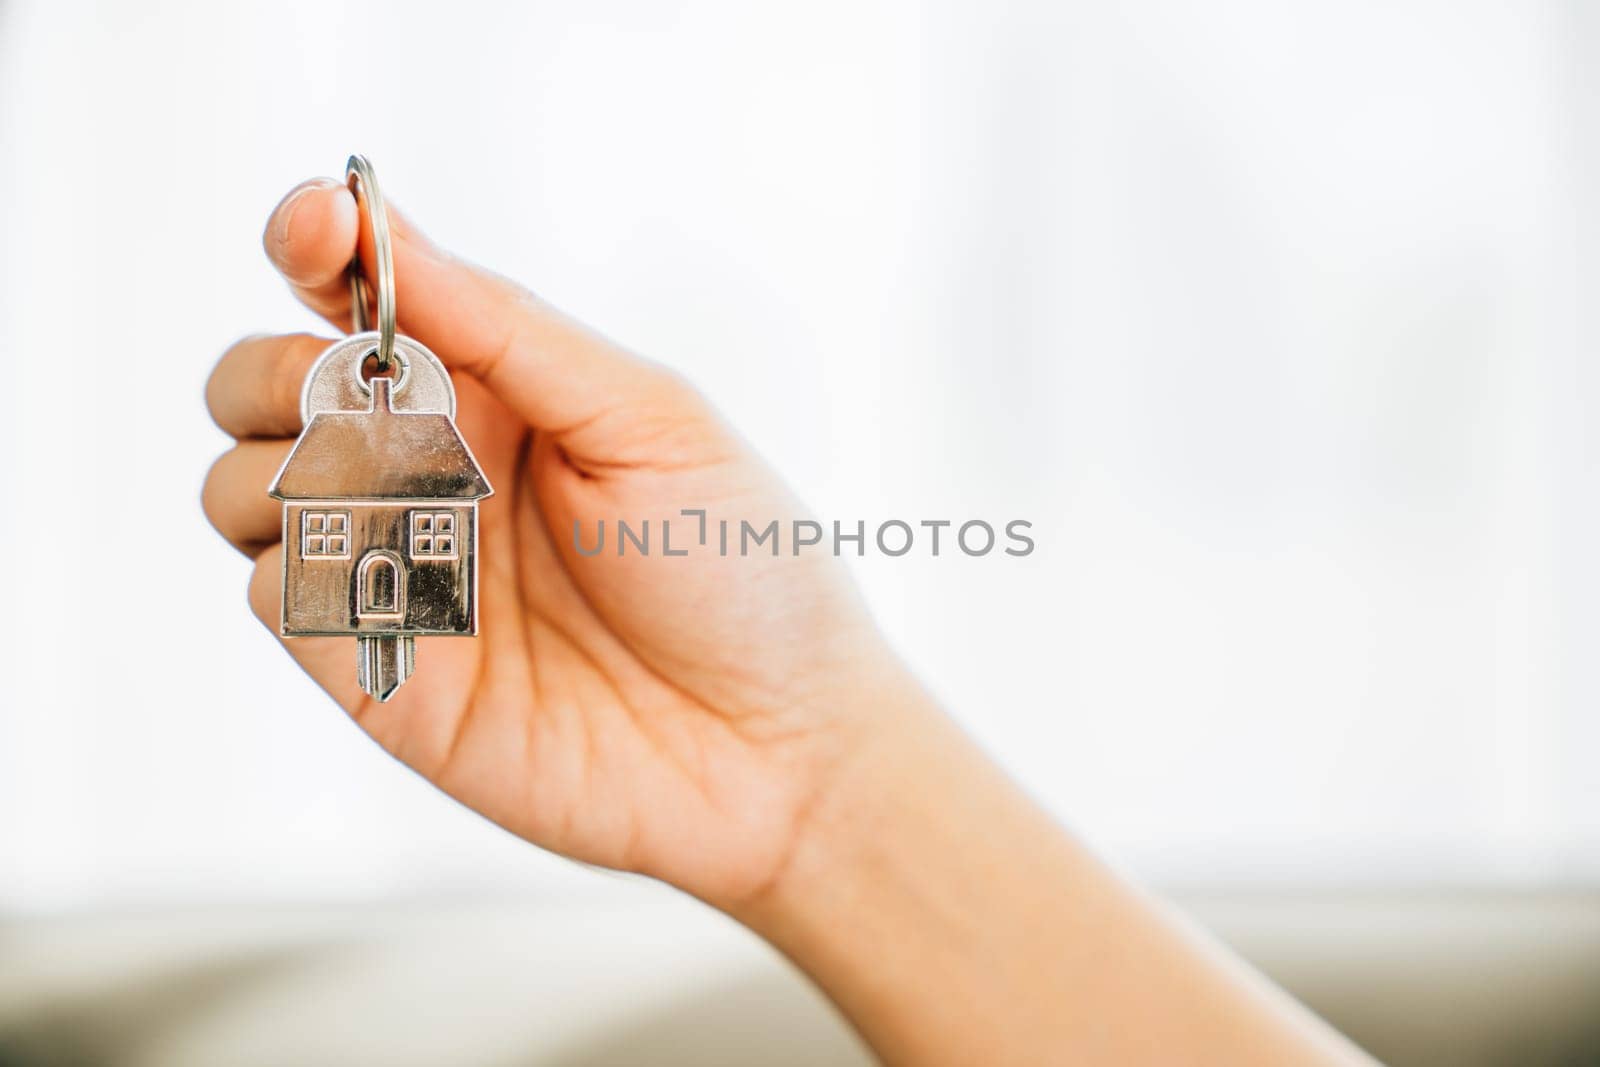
left=262, top=179, right=694, bottom=460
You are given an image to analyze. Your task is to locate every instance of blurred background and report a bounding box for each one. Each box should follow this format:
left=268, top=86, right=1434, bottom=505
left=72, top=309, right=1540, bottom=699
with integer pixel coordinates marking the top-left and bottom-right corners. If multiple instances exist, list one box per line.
left=1, top=1, right=1597, bottom=1064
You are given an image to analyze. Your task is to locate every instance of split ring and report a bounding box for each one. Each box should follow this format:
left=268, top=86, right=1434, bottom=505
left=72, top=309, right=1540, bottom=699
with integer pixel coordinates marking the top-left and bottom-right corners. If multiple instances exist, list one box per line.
left=345, top=154, right=397, bottom=370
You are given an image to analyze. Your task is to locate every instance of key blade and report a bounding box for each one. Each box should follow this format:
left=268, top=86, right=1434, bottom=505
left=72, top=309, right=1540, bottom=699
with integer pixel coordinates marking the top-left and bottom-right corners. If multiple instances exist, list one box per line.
left=357, top=635, right=415, bottom=702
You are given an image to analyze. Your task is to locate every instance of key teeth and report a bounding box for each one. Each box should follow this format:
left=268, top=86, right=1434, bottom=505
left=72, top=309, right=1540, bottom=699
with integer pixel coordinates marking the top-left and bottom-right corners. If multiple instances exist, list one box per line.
left=357, top=635, right=415, bottom=702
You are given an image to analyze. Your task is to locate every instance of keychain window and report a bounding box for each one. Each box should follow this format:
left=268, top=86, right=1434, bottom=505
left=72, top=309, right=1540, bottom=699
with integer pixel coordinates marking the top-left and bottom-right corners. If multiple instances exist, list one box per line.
left=302, top=511, right=351, bottom=558
left=410, top=511, right=458, bottom=560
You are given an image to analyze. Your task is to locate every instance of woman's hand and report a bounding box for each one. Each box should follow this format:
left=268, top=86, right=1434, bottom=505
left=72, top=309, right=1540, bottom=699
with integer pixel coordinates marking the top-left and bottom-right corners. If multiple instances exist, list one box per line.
left=203, top=177, right=924, bottom=910
left=203, top=177, right=1372, bottom=1066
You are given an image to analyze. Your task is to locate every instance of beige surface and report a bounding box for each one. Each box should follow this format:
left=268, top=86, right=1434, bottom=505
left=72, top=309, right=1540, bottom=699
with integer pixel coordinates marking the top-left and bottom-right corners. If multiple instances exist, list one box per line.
left=1, top=889, right=1598, bottom=1066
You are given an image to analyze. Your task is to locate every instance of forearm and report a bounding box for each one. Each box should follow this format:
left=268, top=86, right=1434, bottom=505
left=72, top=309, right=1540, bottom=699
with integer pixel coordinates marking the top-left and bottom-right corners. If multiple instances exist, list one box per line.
left=733, top=693, right=1372, bottom=1066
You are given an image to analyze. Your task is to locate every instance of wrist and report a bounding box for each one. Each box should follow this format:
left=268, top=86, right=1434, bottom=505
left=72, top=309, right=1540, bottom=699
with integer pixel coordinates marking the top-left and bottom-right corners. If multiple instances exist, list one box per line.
left=725, top=690, right=1367, bottom=1067
left=724, top=676, right=1098, bottom=1064
left=728, top=674, right=947, bottom=918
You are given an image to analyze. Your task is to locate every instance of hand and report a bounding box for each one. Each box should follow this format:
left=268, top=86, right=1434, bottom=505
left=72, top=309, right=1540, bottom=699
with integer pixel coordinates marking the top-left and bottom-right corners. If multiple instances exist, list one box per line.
left=204, top=178, right=1370, bottom=1066
left=203, top=177, right=926, bottom=909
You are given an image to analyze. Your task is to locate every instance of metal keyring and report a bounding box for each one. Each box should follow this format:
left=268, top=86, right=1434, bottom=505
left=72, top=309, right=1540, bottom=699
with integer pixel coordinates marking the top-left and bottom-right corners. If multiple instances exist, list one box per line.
left=345, top=154, right=396, bottom=370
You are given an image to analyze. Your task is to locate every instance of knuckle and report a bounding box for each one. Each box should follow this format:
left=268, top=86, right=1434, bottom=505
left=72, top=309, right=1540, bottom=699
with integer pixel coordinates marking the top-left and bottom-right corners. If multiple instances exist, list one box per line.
left=283, top=334, right=328, bottom=395
left=269, top=348, right=305, bottom=432
left=641, top=363, right=710, bottom=419
left=247, top=559, right=279, bottom=621
left=266, top=335, right=323, bottom=435
left=205, top=334, right=260, bottom=431
left=615, top=365, right=732, bottom=463
left=200, top=451, right=235, bottom=528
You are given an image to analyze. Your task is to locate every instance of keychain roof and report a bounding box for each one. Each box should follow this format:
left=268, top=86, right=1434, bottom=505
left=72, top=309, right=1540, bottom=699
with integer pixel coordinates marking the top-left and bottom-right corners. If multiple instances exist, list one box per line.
left=269, top=377, right=491, bottom=501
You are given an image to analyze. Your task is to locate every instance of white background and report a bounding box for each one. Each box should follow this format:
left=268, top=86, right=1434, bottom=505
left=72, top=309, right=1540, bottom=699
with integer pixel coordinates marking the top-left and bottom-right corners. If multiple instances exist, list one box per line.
left=1, top=0, right=1595, bottom=912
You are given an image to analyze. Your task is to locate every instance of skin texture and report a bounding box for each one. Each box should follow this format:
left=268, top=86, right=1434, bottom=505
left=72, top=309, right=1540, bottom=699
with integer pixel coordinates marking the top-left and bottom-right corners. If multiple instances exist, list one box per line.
left=203, top=179, right=1375, bottom=1065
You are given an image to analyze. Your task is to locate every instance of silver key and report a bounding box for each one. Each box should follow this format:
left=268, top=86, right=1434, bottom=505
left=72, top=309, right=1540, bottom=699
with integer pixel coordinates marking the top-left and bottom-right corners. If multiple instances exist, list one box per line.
left=266, top=157, right=493, bottom=702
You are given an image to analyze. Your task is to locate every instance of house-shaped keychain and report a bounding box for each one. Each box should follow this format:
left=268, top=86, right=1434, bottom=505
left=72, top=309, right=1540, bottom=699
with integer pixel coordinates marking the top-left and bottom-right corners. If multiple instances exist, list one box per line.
left=268, top=375, right=492, bottom=701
